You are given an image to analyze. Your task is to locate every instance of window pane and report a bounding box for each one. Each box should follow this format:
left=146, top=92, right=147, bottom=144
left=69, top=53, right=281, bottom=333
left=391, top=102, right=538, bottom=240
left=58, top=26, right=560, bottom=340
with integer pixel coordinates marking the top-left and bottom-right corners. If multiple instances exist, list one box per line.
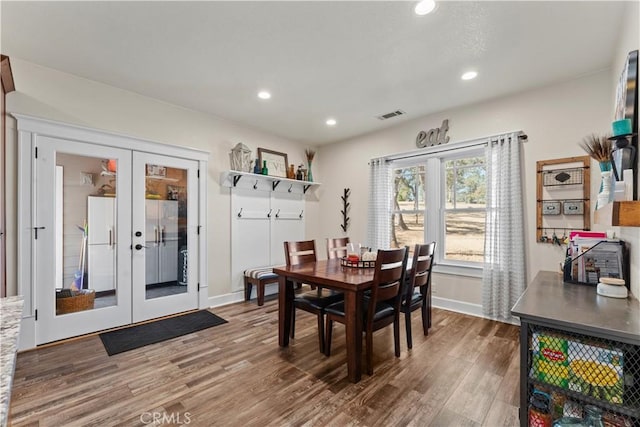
left=392, top=166, right=425, bottom=248
left=444, top=211, right=485, bottom=262
left=445, top=158, right=486, bottom=209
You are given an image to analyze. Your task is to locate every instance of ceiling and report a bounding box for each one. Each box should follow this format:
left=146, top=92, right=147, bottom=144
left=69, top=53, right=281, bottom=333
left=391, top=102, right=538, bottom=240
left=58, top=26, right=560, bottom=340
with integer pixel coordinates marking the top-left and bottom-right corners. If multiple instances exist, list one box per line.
left=0, top=1, right=628, bottom=145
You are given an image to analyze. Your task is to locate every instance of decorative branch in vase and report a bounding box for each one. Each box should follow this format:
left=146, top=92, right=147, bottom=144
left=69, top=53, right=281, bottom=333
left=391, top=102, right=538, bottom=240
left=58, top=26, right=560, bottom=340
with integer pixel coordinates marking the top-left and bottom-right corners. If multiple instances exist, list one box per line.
left=305, top=149, right=315, bottom=182
left=580, top=133, right=613, bottom=209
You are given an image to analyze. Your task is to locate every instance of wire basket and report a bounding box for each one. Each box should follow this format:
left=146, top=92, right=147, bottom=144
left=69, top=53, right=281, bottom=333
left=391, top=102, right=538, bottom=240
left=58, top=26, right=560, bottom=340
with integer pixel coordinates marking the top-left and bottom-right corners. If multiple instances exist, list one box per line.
left=528, top=324, right=640, bottom=420
left=56, top=289, right=95, bottom=315
left=340, top=257, right=376, bottom=268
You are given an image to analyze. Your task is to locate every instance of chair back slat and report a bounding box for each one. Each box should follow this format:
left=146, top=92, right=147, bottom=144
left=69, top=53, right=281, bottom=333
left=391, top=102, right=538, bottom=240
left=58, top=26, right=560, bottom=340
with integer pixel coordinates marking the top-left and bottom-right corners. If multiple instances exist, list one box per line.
left=405, top=242, right=436, bottom=300
left=369, top=247, right=408, bottom=307
left=326, top=237, right=350, bottom=259
left=284, top=240, right=317, bottom=266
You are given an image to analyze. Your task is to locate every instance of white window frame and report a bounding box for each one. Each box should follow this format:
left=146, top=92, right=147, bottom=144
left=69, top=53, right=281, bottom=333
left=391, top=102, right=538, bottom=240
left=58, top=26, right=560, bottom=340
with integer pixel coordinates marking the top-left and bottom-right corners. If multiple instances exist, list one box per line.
left=391, top=146, right=485, bottom=278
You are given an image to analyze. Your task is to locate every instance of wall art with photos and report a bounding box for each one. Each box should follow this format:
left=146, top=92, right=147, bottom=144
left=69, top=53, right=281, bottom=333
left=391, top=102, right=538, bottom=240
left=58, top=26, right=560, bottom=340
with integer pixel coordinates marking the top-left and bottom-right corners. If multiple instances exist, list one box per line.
left=258, top=148, right=288, bottom=178
left=614, top=50, right=638, bottom=199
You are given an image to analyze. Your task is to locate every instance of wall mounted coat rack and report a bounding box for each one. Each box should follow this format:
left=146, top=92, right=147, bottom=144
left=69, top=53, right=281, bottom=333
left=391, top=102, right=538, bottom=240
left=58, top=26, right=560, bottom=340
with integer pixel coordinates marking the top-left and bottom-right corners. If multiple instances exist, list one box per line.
left=341, top=188, right=350, bottom=232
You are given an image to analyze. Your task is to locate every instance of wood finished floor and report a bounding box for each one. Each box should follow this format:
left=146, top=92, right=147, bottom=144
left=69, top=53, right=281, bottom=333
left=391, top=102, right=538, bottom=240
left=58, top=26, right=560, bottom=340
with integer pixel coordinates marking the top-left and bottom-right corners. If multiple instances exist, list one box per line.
left=9, top=295, right=521, bottom=427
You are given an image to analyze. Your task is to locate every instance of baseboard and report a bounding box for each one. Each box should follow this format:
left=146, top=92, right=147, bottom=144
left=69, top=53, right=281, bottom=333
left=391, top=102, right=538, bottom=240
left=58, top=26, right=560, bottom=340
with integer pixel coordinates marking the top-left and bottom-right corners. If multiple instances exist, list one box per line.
left=206, top=291, right=519, bottom=326
left=207, top=285, right=279, bottom=308
left=432, top=296, right=520, bottom=326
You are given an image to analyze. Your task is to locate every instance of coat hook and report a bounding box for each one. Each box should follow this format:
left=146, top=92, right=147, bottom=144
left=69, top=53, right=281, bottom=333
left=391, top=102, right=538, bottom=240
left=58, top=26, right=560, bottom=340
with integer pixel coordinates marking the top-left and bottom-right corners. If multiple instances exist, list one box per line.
left=275, top=209, right=280, bottom=218
left=237, top=208, right=243, bottom=218
left=267, top=208, right=272, bottom=218
left=299, top=210, right=304, bottom=219
left=253, top=180, right=258, bottom=190
left=288, top=184, right=293, bottom=193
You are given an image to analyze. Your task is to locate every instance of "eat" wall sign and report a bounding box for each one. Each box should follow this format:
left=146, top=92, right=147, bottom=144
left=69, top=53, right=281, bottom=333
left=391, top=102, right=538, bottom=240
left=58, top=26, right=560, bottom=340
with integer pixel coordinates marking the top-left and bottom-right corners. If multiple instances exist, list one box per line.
left=416, top=119, right=450, bottom=148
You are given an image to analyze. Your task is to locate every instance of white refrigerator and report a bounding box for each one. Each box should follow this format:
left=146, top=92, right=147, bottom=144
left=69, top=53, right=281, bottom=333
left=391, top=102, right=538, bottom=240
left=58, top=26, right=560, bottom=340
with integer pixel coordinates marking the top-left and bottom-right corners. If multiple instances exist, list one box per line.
left=87, top=196, right=116, bottom=292
left=145, top=199, right=179, bottom=285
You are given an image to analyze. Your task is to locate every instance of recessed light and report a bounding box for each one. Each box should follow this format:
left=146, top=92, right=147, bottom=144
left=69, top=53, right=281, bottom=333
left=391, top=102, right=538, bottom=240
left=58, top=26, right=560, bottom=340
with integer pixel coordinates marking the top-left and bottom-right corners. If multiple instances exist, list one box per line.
left=257, top=91, right=271, bottom=100
left=326, top=118, right=337, bottom=126
left=414, top=0, right=436, bottom=16
left=461, top=71, right=478, bottom=80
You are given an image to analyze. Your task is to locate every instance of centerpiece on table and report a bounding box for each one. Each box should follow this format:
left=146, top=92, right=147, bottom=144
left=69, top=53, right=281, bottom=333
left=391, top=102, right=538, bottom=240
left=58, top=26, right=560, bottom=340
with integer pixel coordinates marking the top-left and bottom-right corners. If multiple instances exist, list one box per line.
left=579, top=134, right=613, bottom=209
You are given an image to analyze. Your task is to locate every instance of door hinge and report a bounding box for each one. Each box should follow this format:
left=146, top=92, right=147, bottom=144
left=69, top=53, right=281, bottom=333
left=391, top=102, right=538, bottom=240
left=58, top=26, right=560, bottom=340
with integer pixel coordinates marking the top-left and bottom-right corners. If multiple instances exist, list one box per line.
left=197, top=283, right=200, bottom=291
left=35, top=147, right=38, bottom=159
left=197, top=225, right=201, bottom=235
left=35, top=309, right=38, bottom=321
left=197, top=170, right=200, bottom=178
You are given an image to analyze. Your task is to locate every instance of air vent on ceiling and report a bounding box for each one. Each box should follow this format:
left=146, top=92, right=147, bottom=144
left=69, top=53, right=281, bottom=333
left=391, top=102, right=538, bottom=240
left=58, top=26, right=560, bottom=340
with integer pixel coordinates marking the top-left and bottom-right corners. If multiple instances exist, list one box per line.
left=376, top=110, right=406, bottom=120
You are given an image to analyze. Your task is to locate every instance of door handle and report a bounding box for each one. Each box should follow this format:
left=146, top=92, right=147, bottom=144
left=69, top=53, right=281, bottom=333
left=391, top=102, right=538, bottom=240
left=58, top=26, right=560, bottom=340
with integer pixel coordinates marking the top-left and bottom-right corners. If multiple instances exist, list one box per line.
left=134, top=244, right=148, bottom=250
left=161, top=226, right=165, bottom=244
left=154, top=227, right=159, bottom=244
left=108, top=229, right=112, bottom=246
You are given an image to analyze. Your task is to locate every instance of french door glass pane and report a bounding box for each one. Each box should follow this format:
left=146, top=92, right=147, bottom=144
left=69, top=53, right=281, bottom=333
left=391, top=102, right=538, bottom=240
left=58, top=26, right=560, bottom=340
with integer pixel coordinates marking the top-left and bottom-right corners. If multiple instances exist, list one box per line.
left=144, top=164, right=188, bottom=300
left=56, top=153, right=117, bottom=315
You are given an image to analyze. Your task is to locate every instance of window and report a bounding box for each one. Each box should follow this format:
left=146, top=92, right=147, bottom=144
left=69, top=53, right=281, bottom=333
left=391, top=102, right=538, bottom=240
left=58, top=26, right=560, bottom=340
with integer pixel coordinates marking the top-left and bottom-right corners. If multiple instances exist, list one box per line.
left=444, top=156, right=486, bottom=263
left=391, top=149, right=486, bottom=269
left=392, top=165, right=425, bottom=249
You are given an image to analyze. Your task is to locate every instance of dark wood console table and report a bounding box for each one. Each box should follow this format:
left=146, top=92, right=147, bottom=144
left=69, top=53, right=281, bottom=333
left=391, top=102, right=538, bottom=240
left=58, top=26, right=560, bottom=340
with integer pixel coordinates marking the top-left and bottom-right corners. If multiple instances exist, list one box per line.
left=511, top=271, right=640, bottom=426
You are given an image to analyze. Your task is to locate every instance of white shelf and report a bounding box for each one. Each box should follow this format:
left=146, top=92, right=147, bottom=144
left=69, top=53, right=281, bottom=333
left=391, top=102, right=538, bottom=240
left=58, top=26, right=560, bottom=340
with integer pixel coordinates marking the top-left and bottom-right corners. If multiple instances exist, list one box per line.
left=220, top=170, right=321, bottom=193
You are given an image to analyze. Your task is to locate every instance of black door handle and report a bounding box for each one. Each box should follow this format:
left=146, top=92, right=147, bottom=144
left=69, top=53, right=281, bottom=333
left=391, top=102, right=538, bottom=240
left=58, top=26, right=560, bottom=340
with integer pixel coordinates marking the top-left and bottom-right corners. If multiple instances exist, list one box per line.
left=135, top=244, right=148, bottom=250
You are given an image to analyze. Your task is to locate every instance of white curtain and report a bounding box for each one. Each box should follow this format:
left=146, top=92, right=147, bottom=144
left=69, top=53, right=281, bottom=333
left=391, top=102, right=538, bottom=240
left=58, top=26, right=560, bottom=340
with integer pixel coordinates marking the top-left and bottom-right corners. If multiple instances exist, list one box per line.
left=482, top=133, right=526, bottom=321
left=367, top=158, right=392, bottom=250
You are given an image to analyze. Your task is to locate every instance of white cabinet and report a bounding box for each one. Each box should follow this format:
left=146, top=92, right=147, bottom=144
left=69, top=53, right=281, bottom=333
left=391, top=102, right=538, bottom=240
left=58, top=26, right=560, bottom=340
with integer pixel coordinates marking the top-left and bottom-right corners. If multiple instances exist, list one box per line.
left=145, top=199, right=179, bottom=285
left=87, top=196, right=116, bottom=292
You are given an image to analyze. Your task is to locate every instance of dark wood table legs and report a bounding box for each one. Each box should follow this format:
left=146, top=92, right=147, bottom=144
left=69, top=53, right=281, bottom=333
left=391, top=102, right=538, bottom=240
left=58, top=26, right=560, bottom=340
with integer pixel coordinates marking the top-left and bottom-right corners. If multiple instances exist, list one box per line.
left=278, top=275, right=293, bottom=347
left=344, top=290, right=363, bottom=383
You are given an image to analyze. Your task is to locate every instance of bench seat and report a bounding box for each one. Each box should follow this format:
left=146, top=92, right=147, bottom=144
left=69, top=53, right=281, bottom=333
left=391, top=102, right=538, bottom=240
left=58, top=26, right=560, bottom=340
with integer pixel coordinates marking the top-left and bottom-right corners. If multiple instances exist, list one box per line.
left=244, top=267, right=280, bottom=306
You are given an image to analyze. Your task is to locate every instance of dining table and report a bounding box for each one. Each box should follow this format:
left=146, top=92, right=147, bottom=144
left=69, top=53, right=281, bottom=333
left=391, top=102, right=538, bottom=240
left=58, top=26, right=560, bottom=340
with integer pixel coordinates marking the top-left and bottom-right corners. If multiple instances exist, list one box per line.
left=274, top=258, right=382, bottom=383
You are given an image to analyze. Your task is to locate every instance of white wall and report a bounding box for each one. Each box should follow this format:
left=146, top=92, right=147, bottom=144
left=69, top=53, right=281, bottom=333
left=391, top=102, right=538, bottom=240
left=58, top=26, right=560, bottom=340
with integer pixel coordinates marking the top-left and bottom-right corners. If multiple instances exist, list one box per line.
left=5, top=58, right=313, bottom=299
left=609, top=0, right=640, bottom=298
left=311, top=70, right=614, bottom=305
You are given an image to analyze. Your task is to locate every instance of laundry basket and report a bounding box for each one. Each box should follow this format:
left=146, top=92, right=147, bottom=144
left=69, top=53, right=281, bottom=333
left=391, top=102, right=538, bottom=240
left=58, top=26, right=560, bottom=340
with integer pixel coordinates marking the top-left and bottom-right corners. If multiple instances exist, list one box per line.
left=56, top=289, right=95, bottom=315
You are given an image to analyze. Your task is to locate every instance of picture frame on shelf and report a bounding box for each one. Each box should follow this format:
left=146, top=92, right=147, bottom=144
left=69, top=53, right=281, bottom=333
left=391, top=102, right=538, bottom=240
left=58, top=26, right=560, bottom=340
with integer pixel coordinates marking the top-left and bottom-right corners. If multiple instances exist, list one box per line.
left=258, top=148, right=288, bottom=178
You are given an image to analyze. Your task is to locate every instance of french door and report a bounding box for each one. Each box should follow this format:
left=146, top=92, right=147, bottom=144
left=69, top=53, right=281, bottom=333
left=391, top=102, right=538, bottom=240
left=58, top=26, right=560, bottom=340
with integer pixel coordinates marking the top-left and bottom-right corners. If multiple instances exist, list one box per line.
left=131, top=152, right=199, bottom=323
left=35, top=137, right=132, bottom=343
left=35, top=138, right=199, bottom=344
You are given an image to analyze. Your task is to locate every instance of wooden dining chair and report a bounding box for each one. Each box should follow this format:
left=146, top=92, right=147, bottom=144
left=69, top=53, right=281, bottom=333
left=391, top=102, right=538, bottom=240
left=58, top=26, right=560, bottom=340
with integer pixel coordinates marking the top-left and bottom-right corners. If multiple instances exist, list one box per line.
left=284, top=240, right=344, bottom=353
left=402, top=242, right=436, bottom=349
left=324, top=246, right=408, bottom=375
left=326, top=237, right=350, bottom=259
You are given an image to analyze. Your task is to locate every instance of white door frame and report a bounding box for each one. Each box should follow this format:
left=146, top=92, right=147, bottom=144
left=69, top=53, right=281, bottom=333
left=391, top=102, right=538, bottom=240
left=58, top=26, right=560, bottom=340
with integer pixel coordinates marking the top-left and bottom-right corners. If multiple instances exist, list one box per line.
left=16, top=114, right=209, bottom=348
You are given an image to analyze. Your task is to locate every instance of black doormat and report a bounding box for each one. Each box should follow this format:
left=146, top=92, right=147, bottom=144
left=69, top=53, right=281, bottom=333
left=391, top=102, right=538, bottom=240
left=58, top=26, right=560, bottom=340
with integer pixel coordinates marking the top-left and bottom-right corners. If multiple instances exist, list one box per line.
left=99, top=310, right=227, bottom=356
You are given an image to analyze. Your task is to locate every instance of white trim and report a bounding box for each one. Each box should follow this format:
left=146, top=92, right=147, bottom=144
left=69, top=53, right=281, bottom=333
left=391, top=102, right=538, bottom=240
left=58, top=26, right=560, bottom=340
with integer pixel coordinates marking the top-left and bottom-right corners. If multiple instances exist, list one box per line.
left=433, top=263, right=483, bottom=278
left=206, top=291, right=245, bottom=308
left=206, top=286, right=280, bottom=309
left=12, top=113, right=209, bottom=161
left=432, top=296, right=520, bottom=326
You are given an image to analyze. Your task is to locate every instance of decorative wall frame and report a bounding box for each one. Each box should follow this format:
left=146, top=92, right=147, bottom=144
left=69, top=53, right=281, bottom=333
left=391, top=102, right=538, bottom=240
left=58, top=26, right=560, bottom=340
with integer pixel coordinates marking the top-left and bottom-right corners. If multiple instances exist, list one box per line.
left=536, top=156, right=591, bottom=244
left=258, top=148, right=288, bottom=178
